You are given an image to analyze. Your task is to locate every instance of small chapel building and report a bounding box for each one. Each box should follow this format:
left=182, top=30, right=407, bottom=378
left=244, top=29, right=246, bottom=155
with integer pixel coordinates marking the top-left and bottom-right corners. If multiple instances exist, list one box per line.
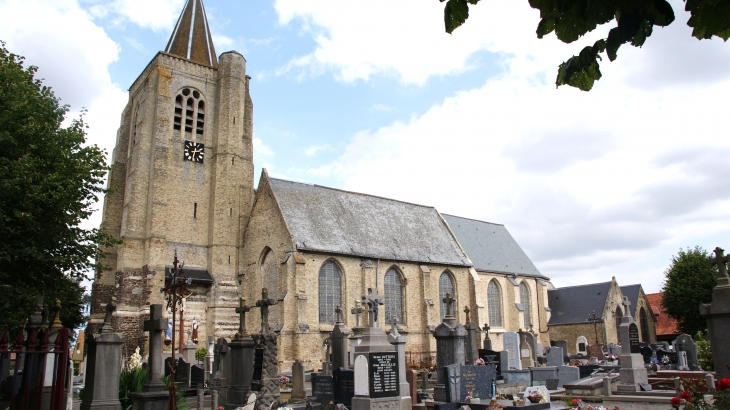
left=88, top=0, right=555, bottom=370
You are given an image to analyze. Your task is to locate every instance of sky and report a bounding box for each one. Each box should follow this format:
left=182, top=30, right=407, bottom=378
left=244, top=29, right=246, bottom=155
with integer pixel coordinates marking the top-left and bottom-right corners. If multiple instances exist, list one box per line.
left=1, top=0, right=729, bottom=293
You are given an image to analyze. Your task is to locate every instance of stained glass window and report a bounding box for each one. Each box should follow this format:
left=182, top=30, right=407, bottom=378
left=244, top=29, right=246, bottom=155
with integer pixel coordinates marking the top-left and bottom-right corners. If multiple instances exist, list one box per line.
left=384, top=268, right=403, bottom=324
left=487, top=280, right=502, bottom=327
left=319, top=260, right=342, bottom=323
left=520, top=282, right=531, bottom=329
left=439, top=271, right=455, bottom=322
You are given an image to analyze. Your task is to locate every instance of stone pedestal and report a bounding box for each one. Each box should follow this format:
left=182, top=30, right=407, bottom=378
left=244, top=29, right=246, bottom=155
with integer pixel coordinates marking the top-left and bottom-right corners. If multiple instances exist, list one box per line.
left=349, top=329, right=363, bottom=369
left=432, top=317, right=466, bottom=402
left=388, top=324, right=412, bottom=410
left=226, top=336, right=255, bottom=410
left=332, top=313, right=351, bottom=371
left=80, top=332, right=123, bottom=410
left=251, top=332, right=280, bottom=409
left=616, top=354, right=648, bottom=392
left=700, top=283, right=730, bottom=379
left=465, top=323, right=479, bottom=366
left=183, top=341, right=197, bottom=365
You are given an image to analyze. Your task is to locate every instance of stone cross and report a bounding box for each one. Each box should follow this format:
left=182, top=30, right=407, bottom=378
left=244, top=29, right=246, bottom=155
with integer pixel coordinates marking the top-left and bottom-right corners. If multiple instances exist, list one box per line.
left=463, top=306, right=471, bottom=324
left=255, top=288, right=283, bottom=335
left=100, top=296, right=117, bottom=334
left=443, top=292, right=455, bottom=319
left=362, top=287, right=383, bottom=327
left=483, top=323, right=490, bottom=340
left=390, top=315, right=400, bottom=338
left=351, top=299, right=363, bottom=327
left=235, top=298, right=251, bottom=339
left=709, top=246, right=730, bottom=285
left=143, top=304, right=168, bottom=390
left=335, top=305, right=343, bottom=323
left=622, top=296, right=631, bottom=318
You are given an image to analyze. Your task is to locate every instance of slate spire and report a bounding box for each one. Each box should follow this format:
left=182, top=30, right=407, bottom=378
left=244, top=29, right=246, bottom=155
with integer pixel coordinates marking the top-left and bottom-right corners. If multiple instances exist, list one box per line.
left=165, top=0, right=218, bottom=68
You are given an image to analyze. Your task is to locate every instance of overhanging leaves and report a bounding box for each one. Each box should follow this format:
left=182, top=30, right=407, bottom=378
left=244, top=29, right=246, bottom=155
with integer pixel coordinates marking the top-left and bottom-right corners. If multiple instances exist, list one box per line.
left=442, top=0, right=481, bottom=34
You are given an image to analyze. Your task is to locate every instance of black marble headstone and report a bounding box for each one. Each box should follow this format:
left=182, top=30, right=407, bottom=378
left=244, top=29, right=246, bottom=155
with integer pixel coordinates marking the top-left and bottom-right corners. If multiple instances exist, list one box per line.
left=175, top=358, right=190, bottom=386
left=478, top=349, right=503, bottom=376
left=333, top=368, right=354, bottom=407
left=312, top=373, right=334, bottom=404
left=369, top=352, right=399, bottom=398
left=458, top=364, right=496, bottom=401
left=250, top=347, right=264, bottom=391
left=164, top=357, right=173, bottom=378
left=628, top=323, right=640, bottom=354
left=191, top=365, right=205, bottom=388
left=639, top=345, right=653, bottom=364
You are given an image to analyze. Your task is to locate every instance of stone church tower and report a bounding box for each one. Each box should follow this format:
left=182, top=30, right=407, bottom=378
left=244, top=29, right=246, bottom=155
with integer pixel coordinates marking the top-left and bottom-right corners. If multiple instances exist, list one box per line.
left=90, top=0, right=253, bottom=356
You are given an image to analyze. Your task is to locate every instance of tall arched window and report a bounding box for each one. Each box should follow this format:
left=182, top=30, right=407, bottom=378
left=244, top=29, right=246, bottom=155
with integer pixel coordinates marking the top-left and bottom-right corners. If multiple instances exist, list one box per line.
left=640, top=307, right=650, bottom=343
left=384, top=268, right=404, bottom=324
left=520, top=282, right=532, bottom=329
left=615, top=307, right=623, bottom=339
left=173, top=88, right=205, bottom=136
left=487, top=280, right=502, bottom=327
left=261, top=249, right=279, bottom=327
left=439, top=271, right=455, bottom=322
left=318, top=260, right=342, bottom=323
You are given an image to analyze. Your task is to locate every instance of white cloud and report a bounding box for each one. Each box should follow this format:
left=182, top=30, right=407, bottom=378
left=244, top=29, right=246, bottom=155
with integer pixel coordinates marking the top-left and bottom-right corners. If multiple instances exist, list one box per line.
left=304, top=144, right=331, bottom=157
left=295, top=0, right=730, bottom=292
left=107, top=0, right=185, bottom=32
left=370, top=104, right=391, bottom=112
left=253, top=137, right=274, bottom=157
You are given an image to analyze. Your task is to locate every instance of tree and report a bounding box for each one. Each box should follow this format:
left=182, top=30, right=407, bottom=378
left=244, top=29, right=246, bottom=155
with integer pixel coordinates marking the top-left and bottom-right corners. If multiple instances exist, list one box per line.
left=660, top=246, right=718, bottom=337
left=0, top=41, right=116, bottom=334
left=441, top=0, right=730, bottom=91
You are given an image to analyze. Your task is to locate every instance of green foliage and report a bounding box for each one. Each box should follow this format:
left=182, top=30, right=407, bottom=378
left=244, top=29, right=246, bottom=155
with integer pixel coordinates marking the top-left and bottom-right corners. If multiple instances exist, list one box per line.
left=695, top=331, right=713, bottom=371
left=660, top=246, right=718, bottom=337
left=442, top=0, right=730, bottom=91
left=0, top=41, right=117, bottom=333
left=119, top=366, right=148, bottom=410
left=195, top=347, right=208, bottom=363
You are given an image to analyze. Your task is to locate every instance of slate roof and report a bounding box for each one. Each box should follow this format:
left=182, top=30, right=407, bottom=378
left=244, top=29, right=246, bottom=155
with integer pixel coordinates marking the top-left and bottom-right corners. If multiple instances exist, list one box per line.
left=441, top=214, right=544, bottom=277
left=619, top=284, right=642, bottom=317
left=268, top=177, right=471, bottom=266
left=547, top=281, right=612, bottom=325
left=165, top=0, right=218, bottom=67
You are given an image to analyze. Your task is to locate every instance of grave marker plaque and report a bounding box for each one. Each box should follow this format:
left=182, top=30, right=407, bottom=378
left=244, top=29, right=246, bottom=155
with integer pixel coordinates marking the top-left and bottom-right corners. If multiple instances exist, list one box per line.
left=313, top=373, right=335, bottom=403
left=333, top=368, right=354, bottom=406
left=368, top=352, right=399, bottom=398
left=458, top=364, right=496, bottom=401
left=629, top=324, right=640, bottom=354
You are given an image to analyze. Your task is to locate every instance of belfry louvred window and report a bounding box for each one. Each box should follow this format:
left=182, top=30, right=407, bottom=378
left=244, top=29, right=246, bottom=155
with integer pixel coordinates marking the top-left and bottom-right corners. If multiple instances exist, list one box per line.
left=173, top=88, right=204, bottom=134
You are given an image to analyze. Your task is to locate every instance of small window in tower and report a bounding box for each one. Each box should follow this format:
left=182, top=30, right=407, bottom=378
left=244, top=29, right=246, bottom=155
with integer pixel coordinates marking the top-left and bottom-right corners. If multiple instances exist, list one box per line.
left=231, top=157, right=235, bottom=166
left=229, top=208, right=232, bottom=216
left=233, top=117, right=236, bottom=125
left=193, top=90, right=200, bottom=99
left=182, top=88, right=191, bottom=96
left=194, top=203, right=197, bottom=218
left=196, top=101, right=205, bottom=135
left=185, top=98, right=194, bottom=132
left=173, top=95, right=182, bottom=130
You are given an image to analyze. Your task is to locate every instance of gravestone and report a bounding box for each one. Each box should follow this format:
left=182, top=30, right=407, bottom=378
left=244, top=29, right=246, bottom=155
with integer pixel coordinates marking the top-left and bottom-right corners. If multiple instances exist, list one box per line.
left=176, top=358, right=190, bottom=386
left=554, top=341, right=569, bottom=362
left=502, top=332, right=521, bottom=370
left=369, top=352, right=400, bottom=398
left=387, top=317, right=412, bottom=410
left=546, top=347, right=564, bottom=367
left=333, top=368, right=355, bottom=407
left=405, top=370, right=418, bottom=404
left=250, top=288, right=284, bottom=409
left=331, top=307, right=351, bottom=371
left=458, top=364, right=496, bottom=401
left=518, top=331, right=537, bottom=364
left=520, top=335, right=534, bottom=368
left=129, top=304, right=170, bottom=410
left=606, top=344, right=621, bottom=356
left=354, top=356, right=369, bottom=396
left=478, top=349, right=507, bottom=379
left=586, top=344, right=605, bottom=361
left=312, top=373, right=335, bottom=404
left=675, top=334, right=700, bottom=371
left=432, top=293, right=466, bottom=402
left=191, top=365, right=205, bottom=388
left=557, top=366, right=580, bottom=388
left=214, top=337, right=231, bottom=385
left=639, top=345, right=653, bottom=364
left=702, top=246, right=730, bottom=379
left=443, top=364, right=461, bottom=403
left=463, top=307, right=479, bottom=366
left=292, top=360, right=306, bottom=400
left=616, top=296, right=648, bottom=393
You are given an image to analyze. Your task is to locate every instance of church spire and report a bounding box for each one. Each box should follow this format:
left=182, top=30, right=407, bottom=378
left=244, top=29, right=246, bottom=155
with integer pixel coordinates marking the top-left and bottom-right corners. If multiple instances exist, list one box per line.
left=165, top=0, right=218, bottom=68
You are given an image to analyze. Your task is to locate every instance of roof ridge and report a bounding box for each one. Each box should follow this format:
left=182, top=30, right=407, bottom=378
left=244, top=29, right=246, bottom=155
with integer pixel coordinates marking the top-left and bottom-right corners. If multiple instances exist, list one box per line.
left=442, top=213, right=505, bottom=227
left=550, top=281, right=612, bottom=291
left=269, top=177, right=438, bottom=210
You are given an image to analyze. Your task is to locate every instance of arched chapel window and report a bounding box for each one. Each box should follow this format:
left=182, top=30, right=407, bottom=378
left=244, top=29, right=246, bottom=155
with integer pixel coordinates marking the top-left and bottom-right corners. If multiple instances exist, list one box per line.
left=615, top=307, right=623, bottom=339
left=439, top=271, right=455, bottom=322
left=520, top=282, right=532, bottom=329
left=173, top=88, right=205, bottom=135
left=640, top=307, right=650, bottom=343
left=261, top=249, right=279, bottom=328
left=319, top=260, right=342, bottom=323
left=487, top=280, right=502, bottom=327
left=384, top=268, right=404, bottom=324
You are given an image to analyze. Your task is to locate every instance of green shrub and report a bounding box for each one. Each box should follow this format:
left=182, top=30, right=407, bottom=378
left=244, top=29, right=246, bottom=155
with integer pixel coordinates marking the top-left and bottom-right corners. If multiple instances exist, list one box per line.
left=695, top=331, right=713, bottom=371
left=119, top=366, right=148, bottom=410
left=195, top=347, right=207, bottom=363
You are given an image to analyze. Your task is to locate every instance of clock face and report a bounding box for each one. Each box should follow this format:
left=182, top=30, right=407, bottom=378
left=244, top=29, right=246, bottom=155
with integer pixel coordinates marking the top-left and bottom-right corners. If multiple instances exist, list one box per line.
left=183, top=140, right=204, bottom=163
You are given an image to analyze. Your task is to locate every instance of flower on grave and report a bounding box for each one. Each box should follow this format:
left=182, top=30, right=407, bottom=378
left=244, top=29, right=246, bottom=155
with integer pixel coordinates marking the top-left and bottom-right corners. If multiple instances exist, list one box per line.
left=475, top=358, right=485, bottom=366
left=662, top=356, right=671, bottom=365
left=680, top=391, right=691, bottom=400
left=127, top=347, right=142, bottom=371
left=671, top=396, right=681, bottom=408
left=278, top=375, right=290, bottom=385
left=465, top=391, right=473, bottom=401
left=718, top=377, right=730, bottom=391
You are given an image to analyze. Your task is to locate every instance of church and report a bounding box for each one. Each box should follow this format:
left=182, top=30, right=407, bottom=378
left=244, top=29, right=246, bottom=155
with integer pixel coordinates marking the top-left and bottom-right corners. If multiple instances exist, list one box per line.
left=89, top=0, right=554, bottom=372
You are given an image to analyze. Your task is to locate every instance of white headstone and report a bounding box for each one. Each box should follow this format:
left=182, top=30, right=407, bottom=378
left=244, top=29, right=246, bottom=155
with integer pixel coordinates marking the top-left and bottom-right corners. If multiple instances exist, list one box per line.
left=354, top=355, right=369, bottom=396
left=523, top=385, right=550, bottom=403
left=503, top=332, right=521, bottom=370
left=576, top=336, right=588, bottom=355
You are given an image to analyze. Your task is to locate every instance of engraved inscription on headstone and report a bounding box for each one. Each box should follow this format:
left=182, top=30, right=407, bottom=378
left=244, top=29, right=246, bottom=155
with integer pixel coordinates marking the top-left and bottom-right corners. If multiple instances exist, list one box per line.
left=629, top=323, right=640, bottom=354
left=312, top=373, right=335, bottom=403
left=458, top=364, right=496, bottom=401
left=333, top=368, right=354, bottom=407
left=368, top=352, right=399, bottom=398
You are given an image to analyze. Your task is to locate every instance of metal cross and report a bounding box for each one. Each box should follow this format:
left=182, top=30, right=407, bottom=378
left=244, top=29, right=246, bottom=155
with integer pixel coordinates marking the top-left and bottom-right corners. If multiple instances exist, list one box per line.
left=709, top=247, right=730, bottom=286
left=443, top=293, right=455, bottom=318
left=483, top=323, right=491, bottom=340
left=587, top=310, right=603, bottom=344
left=235, top=298, right=251, bottom=339
left=255, top=288, right=285, bottom=334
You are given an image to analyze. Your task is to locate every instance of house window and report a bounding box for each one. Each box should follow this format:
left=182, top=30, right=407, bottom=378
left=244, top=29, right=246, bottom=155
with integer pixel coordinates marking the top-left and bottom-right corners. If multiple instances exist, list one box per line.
left=487, top=280, right=502, bottom=327
left=318, top=260, right=342, bottom=323
left=439, top=271, right=455, bottom=322
left=520, top=282, right=531, bottom=329
left=384, top=268, right=404, bottom=324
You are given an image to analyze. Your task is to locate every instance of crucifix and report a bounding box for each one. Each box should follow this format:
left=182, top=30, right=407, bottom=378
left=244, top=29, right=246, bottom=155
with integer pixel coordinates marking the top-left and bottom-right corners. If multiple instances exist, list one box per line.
left=160, top=250, right=193, bottom=410
left=709, top=246, right=730, bottom=286
left=235, top=297, right=252, bottom=340
left=463, top=306, right=471, bottom=325
left=483, top=323, right=490, bottom=340
left=621, top=296, right=631, bottom=320
left=587, top=310, right=602, bottom=344
left=443, top=292, right=455, bottom=320
left=177, top=289, right=194, bottom=351
left=361, top=287, right=383, bottom=327
left=335, top=305, right=343, bottom=323
left=255, top=288, right=285, bottom=334
left=351, top=299, right=363, bottom=327
left=100, top=296, right=117, bottom=334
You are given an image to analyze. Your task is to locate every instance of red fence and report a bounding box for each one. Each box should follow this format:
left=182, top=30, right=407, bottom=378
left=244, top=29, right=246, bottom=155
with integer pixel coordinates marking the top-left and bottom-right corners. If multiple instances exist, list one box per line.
left=0, top=325, right=70, bottom=410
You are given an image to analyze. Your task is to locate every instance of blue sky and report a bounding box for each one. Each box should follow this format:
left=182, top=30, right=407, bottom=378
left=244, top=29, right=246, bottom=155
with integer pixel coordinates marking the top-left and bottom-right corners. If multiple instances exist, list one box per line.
left=2, top=0, right=730, bottom=293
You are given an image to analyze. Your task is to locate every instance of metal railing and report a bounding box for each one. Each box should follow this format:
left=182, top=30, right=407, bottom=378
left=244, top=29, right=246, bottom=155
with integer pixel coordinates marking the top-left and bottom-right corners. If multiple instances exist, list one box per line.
left=0, top=325, right=70, bottom=410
